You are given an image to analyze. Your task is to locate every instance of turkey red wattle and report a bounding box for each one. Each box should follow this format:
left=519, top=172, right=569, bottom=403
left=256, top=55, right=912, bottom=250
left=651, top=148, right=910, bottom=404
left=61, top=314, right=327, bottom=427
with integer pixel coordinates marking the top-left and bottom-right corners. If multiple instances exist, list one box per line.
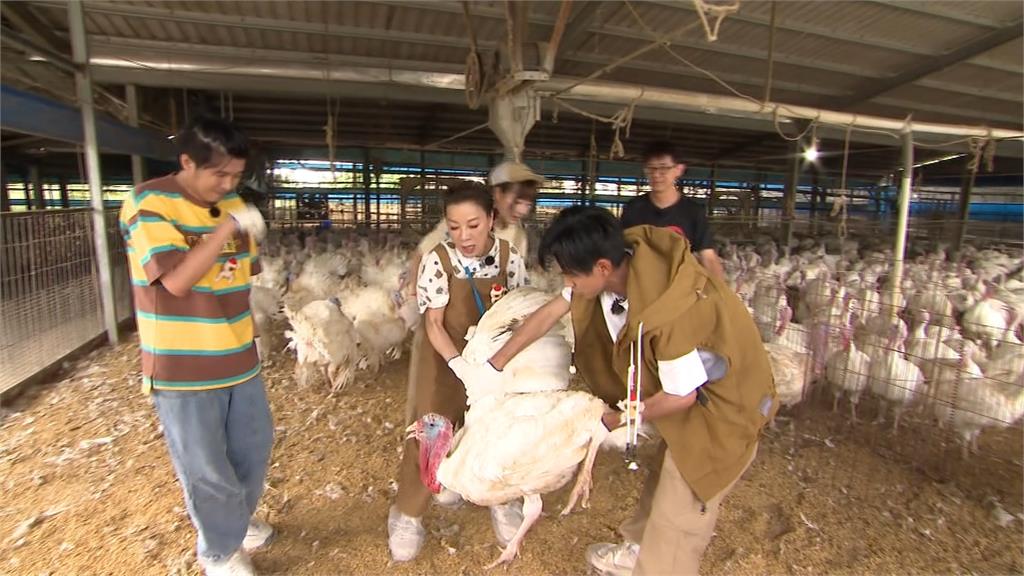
left=407, top=414, right=454, bottom=494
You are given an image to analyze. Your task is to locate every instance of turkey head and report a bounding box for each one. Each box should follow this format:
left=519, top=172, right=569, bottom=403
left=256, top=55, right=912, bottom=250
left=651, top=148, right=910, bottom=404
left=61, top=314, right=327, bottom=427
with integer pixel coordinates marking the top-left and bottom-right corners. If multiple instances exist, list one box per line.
left=405, top=413, right=454, bottom=494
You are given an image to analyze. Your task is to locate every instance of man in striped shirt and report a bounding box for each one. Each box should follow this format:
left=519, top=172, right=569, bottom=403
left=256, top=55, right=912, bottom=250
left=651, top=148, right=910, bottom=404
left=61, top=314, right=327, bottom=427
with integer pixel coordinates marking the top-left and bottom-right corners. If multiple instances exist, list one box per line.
left=119, top=117, right=273, bottom=576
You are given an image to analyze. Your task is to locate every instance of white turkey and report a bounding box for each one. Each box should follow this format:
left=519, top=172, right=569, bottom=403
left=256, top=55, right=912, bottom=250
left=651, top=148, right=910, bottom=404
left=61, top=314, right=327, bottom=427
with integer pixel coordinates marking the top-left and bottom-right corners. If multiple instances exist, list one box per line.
left=868, top=326, right=924, bottom=433
left=826, top=330, right=872, bottom=421
left=932, top=341, right=1024, bottom=458
left=283, top=298, right=361, bottom=393
left=764, top=342, right=810, bottom=411
left=962, top=286, right=1014, bottom=352
left=338, top=285, right=414, bottom=374
left=406, top=287, right=611, bottom=568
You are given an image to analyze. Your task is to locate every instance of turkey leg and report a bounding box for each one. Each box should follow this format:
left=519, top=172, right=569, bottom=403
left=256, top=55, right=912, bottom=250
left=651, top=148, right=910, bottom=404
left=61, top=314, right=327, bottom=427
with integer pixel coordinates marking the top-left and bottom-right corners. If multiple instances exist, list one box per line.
left=485, top=494, right=543, bottom=569
left=561, top=424, right=606, bottom=515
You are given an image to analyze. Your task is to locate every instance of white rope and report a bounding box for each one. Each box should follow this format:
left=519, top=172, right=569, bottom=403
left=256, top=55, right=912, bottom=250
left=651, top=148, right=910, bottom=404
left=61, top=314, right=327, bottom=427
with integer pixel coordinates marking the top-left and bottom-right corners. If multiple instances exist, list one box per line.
left=623, top=0, right=764, bottom=110
left=552, top=89, right=642, bottom=159
left=692, top=0, right=741, bottom=42
left=425, top=122, right=490, bottom=149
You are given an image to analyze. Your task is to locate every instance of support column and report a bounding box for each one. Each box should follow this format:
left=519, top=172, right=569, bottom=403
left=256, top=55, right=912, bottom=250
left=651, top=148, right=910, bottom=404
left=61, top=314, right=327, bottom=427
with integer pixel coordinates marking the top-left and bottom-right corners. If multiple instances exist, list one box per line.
left=0, top=164, right=10, bottom=212
left=59, top=175, right=70, bottom=208
left=708, top=163, right=718, bottom=216
left=69, top=0, right=119, bottom=345
left=361, top=150, right=371, bottom=228
left=781, top=138, right=801, bottom=248
left=125, top=84, right=146, bottom=186
left=888, top=130, right=913, bottom=322
left=30, top=164, right=45, bottom=210
left=954, top=154, right=978, bottom=252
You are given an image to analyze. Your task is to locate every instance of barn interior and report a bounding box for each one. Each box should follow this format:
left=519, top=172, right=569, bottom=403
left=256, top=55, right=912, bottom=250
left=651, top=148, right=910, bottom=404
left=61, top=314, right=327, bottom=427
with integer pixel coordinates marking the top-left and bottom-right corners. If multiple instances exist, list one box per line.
left=1, top=2, right=1022, bottom=575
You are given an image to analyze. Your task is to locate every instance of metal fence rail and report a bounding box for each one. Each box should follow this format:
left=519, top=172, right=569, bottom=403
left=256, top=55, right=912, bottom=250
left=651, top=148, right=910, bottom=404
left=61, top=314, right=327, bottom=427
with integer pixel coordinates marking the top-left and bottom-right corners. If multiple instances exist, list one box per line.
left=0, top=208, right=131, bottom=394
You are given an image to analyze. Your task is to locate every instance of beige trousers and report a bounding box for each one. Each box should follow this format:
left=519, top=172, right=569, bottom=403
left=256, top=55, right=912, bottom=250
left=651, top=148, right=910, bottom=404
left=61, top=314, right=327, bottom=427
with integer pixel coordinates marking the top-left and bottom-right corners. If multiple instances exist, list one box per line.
left=619, top=441, right=756, bottom=576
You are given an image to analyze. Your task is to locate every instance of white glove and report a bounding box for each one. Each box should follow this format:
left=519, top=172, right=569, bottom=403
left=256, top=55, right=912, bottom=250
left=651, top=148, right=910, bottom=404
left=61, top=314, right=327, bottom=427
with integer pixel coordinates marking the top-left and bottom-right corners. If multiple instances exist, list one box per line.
left=448, top=356, right=505, bottom=405
left=229, top=204, right=267, bottom=241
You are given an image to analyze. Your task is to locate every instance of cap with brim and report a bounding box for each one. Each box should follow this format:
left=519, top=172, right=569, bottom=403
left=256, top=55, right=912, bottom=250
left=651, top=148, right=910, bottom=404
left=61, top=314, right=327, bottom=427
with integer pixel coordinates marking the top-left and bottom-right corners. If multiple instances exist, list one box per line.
left=489, top=161, right=546, bottom=186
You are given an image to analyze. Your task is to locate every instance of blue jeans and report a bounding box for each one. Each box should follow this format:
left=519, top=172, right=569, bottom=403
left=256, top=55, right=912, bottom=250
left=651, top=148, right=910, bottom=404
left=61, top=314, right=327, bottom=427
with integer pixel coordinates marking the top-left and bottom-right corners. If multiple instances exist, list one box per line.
left=153, top=375, right=274, bottom=562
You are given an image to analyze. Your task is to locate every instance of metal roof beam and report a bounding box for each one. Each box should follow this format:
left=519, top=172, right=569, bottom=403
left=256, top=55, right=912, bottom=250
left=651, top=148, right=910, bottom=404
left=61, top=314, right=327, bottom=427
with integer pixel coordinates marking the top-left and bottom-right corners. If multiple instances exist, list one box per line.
left=863, top=0, right=1007, bottom=29
left=555, top=2, right=606, bottom=68
left=646, top=1, right=938, bottom=56
left=563, top=52, right=848, bottom=98
left=592, top=23, right=887, bottom=80
left=35, top=1, right=492, bottom=51
left=1, top=2, right=70, bottom=55
left=865, top=96, right=1023, bottom=127
left=912, top=78, right=1023, bottom=104
left=827, top=18, right=1024, bottom=110
left=0, top=84, right=175, bottom=159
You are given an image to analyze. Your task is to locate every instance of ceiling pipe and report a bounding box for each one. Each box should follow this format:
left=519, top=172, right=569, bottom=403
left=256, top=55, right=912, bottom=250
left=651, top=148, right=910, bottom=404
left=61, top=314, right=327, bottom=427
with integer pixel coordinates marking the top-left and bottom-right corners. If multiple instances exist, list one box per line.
left=85, top=51, right=1023, bottom=142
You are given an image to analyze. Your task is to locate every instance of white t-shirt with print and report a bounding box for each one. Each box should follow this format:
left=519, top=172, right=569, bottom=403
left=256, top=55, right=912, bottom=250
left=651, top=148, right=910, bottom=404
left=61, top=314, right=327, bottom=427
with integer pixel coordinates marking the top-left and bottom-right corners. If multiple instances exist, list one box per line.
left=417, top=237, right=528, bottom=314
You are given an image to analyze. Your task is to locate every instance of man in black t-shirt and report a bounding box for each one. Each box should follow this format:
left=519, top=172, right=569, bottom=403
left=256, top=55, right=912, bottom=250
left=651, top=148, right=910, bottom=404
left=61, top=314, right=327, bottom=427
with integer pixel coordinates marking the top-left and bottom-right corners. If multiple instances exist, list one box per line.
left=621, top=141, right=725, bottom=280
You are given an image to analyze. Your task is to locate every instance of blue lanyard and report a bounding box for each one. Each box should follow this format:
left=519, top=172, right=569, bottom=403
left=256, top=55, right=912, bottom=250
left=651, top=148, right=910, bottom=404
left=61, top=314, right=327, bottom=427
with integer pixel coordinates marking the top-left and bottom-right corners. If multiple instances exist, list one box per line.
left=463, top=265, right=487, bottom=317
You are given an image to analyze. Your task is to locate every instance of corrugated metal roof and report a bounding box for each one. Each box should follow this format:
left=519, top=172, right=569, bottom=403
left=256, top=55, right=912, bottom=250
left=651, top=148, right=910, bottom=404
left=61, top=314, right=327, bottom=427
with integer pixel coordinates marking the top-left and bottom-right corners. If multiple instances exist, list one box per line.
left=9, top=0, right=1023, bottom=160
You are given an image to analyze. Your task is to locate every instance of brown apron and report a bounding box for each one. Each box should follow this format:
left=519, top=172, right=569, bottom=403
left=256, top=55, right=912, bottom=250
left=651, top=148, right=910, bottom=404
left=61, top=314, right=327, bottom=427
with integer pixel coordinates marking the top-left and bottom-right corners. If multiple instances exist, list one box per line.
left=395, top=239, right=510, bottom=517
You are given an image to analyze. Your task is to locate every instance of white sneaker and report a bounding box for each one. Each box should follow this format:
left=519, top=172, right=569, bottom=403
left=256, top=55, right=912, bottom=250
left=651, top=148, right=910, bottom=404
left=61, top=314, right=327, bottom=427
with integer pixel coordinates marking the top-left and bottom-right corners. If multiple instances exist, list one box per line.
left=433, top=487, right=464, bottom=509
left=489, top=500, right=524, bottom=547
left=387, top=505, right=425, bottom=562
left=243, top=518, right=275, bottom=552
left=586, top=542, right=639, bottom=576
left=200, top=549, right=255, bottom=576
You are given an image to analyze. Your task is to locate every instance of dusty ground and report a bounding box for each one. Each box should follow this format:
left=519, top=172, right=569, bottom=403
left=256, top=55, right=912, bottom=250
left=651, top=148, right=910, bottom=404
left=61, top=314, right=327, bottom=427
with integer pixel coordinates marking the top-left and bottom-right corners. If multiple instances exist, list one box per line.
left=1, top=334, right=1022, bottom=576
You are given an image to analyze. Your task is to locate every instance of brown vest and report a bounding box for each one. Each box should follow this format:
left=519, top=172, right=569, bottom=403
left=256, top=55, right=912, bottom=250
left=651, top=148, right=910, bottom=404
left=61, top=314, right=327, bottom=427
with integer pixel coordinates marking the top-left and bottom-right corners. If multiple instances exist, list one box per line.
left=396, top=238, right=511, bottom=517
left=406, top=238, right=511, bottom=422
left=571, top=229, right=776, bottom=503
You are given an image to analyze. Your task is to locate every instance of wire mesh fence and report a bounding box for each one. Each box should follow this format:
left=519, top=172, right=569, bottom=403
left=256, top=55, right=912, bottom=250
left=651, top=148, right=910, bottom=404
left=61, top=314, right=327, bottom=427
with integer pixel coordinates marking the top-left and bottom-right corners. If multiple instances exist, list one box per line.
left=0, top=208, right=132, bottom=394
left=737, top=239, right=1023, bottom=514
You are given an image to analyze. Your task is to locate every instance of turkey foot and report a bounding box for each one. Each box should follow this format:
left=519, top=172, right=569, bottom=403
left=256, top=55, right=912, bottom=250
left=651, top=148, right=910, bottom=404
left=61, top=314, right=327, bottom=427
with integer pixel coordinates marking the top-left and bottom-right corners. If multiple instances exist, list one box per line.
left=485, top=494, right=543, bottom=569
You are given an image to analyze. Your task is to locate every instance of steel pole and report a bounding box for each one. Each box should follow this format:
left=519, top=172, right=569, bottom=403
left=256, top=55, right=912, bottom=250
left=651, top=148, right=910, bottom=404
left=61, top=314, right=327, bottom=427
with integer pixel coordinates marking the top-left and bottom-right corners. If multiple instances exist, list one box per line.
left=69, top=0, right=119, bottom=344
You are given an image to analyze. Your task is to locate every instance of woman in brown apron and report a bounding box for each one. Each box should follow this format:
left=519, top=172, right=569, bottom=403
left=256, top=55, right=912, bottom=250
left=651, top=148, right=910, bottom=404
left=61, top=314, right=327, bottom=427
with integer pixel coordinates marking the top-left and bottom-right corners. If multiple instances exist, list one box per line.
left=388, top=181, right=529, bottom=562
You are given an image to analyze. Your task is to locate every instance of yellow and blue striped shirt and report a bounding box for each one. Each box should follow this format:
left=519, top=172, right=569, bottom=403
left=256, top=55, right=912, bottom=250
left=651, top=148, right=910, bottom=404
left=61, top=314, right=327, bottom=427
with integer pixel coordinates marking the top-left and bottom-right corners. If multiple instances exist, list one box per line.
left=119, top=174, right=261, bottom=391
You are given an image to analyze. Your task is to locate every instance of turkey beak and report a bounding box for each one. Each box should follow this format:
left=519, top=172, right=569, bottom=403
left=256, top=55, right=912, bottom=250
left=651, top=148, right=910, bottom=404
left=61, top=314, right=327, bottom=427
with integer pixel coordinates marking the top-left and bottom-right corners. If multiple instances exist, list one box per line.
left=404, top=422, right=419, bottom=441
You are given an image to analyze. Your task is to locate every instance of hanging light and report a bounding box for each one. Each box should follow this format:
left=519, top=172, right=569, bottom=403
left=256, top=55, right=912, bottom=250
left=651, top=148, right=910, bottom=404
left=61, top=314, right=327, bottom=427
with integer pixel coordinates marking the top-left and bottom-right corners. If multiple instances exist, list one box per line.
left=802, top=141, right=819, bottom=162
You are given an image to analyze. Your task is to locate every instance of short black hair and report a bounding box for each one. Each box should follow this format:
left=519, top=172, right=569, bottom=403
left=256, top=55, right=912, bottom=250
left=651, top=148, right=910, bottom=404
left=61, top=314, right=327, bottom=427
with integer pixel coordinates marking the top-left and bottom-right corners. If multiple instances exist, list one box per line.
left=176, top=116, right=250, bottom=168
left=538, top=206, right=627, bottom=274
left=642, top=140, right=682, bottom=165
left=444, top=180, right=494, bottom=215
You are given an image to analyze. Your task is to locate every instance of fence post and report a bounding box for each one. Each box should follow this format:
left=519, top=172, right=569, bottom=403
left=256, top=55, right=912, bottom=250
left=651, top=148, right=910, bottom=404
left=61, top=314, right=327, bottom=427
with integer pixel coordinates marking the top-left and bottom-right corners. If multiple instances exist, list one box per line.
left=69, top=0, right=119, bottom=345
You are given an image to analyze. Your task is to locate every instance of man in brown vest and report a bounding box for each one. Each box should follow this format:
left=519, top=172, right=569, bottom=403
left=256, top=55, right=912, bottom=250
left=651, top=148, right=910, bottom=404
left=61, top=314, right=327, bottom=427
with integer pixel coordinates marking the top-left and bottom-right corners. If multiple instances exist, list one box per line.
left=472, top=206, right=777, bottom=575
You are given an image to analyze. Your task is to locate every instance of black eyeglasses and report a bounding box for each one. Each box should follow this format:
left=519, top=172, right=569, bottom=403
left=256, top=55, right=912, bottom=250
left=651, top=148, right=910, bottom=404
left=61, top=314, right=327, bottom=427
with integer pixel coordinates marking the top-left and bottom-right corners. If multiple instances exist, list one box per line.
left=610, top=297, right=626, bottom=315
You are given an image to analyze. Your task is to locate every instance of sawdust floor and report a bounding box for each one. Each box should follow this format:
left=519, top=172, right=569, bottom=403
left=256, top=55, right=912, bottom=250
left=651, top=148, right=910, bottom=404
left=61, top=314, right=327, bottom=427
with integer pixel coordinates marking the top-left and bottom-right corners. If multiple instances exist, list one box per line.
left=1, top=335, right=1022, bottom=576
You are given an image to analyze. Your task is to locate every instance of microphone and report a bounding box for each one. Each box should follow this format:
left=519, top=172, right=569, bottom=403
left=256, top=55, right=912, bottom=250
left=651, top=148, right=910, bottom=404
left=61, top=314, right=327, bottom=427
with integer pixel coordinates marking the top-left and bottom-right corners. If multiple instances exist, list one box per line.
left=209, top=206, right=221, bottom=218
